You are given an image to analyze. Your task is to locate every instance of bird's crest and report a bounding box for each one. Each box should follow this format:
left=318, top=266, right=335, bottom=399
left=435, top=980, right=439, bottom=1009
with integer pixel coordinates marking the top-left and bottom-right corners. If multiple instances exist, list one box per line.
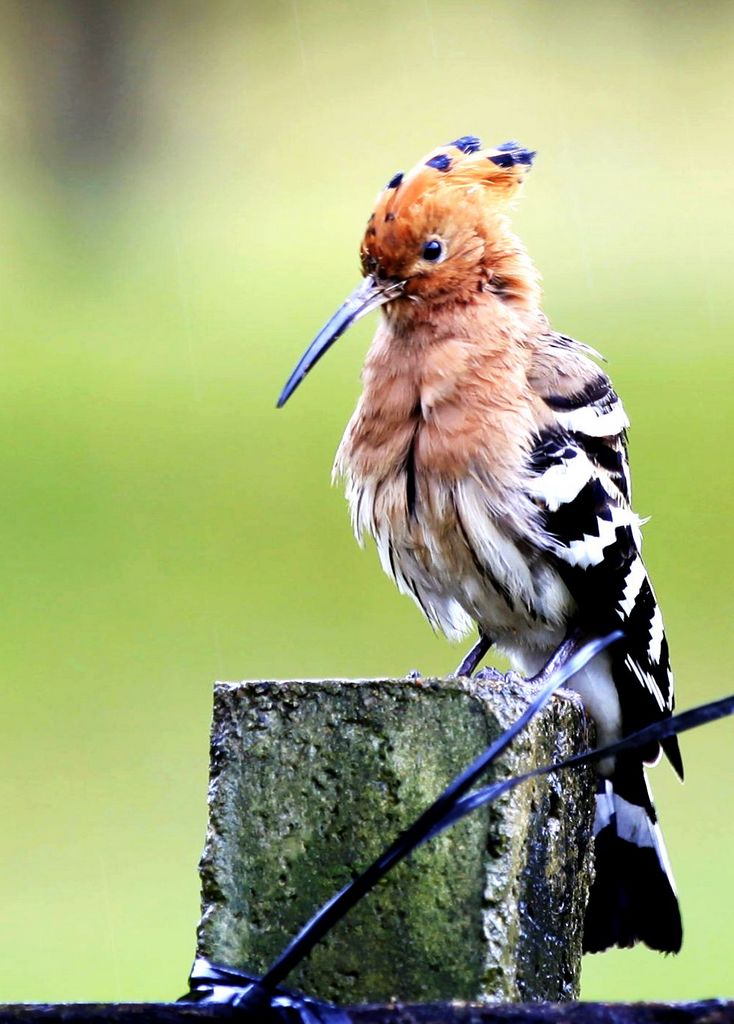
left=372, top=136, right=536, bottom=224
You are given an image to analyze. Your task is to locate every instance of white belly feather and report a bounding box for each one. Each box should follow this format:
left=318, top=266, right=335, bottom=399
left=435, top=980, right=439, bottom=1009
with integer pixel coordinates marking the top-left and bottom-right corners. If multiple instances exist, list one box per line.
left=345, top=471, right=573, bottom=652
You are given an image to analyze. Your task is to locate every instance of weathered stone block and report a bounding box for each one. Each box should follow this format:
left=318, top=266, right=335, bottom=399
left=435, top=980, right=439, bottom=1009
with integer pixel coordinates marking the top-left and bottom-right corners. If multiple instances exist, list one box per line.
left=196, top=678, right=595, bottom=1005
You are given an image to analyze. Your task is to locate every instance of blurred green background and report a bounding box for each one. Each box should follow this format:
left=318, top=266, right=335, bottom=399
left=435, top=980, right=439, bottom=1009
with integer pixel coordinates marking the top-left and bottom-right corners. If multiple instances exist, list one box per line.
left=0, top=0, right=732, bottom=1004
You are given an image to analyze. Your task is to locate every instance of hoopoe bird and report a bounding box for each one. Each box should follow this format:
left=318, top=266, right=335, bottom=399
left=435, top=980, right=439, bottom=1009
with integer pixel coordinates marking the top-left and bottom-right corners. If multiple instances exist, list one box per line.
left=278, top=136, right=683, bottom=954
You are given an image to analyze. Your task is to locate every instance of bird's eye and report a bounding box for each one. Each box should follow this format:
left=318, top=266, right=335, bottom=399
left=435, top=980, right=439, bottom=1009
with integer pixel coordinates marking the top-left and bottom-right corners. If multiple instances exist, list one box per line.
left=422, top=239, right=444, bottom=262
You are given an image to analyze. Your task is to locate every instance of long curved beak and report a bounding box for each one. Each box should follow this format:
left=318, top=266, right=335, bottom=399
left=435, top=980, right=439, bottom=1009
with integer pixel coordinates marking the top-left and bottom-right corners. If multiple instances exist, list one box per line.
left=276, top=275, right=403, bottom=408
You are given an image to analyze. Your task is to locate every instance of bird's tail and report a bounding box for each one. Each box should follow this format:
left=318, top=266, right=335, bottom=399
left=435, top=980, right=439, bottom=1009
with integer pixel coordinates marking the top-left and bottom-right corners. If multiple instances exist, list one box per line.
left=583, top=757, right=682, bottom=953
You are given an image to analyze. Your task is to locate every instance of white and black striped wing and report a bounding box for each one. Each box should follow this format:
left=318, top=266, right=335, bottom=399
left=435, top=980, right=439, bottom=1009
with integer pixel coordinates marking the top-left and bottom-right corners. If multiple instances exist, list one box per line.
left=527, top=371, right=682, bottom=777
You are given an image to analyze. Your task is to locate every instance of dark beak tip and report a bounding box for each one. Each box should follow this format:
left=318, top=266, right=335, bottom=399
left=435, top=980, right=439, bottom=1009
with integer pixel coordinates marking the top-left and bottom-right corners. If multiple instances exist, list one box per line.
left=276, top=377, right=299, bottom=408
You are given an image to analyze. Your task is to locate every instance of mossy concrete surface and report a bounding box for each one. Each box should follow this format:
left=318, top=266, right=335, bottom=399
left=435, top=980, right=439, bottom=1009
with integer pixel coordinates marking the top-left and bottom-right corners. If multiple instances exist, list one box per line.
left=196, top=678, right=595, bottom=1005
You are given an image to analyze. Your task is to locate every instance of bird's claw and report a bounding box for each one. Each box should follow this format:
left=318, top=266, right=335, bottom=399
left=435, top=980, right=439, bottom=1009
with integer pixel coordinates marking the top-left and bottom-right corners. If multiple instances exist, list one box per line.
left=474, top=667, right=523, bottom=685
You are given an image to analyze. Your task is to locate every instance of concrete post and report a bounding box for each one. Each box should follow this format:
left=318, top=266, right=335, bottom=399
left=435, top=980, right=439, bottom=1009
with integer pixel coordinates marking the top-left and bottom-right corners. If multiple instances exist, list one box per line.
left=196, top=677, right=595, bottom=1005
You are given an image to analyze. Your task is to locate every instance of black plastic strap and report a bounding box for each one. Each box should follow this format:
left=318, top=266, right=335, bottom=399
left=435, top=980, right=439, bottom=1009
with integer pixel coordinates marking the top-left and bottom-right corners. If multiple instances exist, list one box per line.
left=183, top=957, right=353, bottom=1022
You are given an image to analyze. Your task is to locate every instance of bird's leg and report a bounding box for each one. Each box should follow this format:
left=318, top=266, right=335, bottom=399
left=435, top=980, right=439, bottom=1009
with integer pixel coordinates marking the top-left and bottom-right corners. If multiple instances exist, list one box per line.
left=475, top=628, right=584, bottom=687
left=453, top=632, right=493, bottom=678
left=525, top=628, right=584, bottom=687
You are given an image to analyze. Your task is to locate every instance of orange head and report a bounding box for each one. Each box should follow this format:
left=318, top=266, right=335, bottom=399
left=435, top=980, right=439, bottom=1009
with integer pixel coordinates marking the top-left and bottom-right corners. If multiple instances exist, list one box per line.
left=278, top=136, right=538, bottom=407
left=362, top=136, right=536, bottom=306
